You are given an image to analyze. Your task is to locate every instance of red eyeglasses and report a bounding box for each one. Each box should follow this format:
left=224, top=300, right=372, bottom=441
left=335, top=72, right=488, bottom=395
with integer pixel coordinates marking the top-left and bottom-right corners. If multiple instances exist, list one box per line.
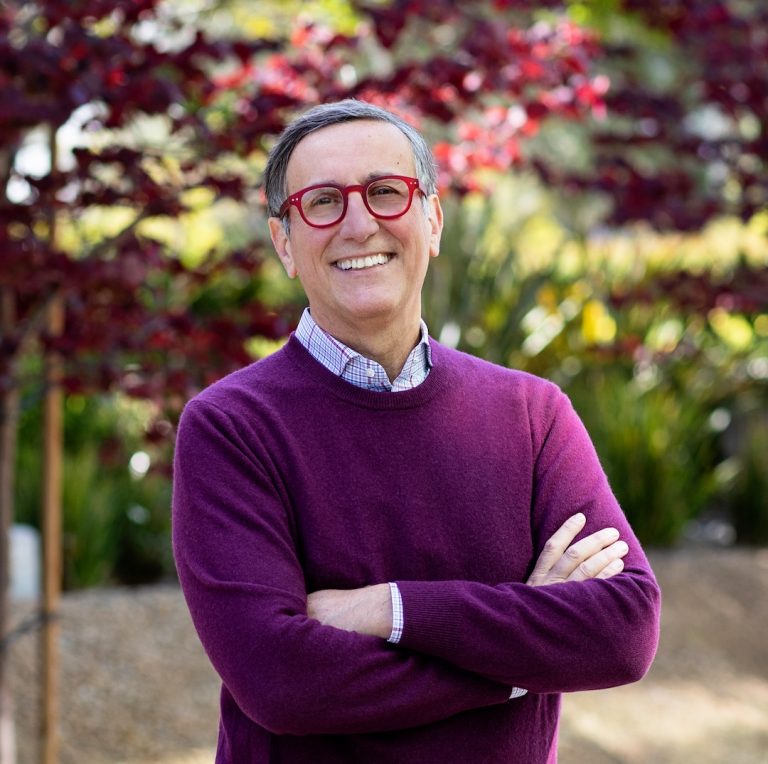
left=279, top=175, right=424, bottom=228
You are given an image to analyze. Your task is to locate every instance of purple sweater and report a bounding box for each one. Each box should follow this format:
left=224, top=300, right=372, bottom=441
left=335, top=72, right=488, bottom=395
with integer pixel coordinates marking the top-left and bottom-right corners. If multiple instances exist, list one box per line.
left=172, top=335, right=660, bottom=763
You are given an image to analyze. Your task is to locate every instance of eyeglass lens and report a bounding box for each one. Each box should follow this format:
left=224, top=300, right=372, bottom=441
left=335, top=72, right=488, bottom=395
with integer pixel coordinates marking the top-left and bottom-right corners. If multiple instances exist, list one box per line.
left=302, top=177, right=413, bottom=225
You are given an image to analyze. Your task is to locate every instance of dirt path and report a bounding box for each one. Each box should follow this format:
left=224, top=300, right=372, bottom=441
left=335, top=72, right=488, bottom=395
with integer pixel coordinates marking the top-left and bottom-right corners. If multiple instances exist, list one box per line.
left=8, top=547, right=768, bottom=763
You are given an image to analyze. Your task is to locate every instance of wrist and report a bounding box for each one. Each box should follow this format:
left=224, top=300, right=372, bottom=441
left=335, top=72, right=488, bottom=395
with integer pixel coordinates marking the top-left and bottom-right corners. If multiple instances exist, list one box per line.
left=369, top=583, right=394, bottom=639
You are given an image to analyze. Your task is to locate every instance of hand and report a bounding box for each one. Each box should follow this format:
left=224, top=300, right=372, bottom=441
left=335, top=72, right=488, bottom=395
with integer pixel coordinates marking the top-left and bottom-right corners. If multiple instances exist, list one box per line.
left=306, top=583, right=392, bottom=638
left=526, top=513, right=628, bottom=587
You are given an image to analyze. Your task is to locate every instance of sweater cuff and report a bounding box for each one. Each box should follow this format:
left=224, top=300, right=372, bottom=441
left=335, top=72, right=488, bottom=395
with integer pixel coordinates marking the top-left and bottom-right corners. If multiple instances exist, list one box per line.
left=395, top=579, right=467, bottom=655
left=396, top=580, right=527, bottom=701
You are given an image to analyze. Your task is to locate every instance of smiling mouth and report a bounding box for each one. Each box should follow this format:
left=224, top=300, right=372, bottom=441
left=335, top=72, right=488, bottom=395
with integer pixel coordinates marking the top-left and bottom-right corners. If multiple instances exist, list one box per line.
left=335, top=253, right=392, bottom=271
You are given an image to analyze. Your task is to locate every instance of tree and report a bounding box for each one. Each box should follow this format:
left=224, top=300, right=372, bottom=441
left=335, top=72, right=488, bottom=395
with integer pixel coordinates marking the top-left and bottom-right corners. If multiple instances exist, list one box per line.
left=0, top=2, right=285, bottom=758
left=540, top=0, right=768, bottom=230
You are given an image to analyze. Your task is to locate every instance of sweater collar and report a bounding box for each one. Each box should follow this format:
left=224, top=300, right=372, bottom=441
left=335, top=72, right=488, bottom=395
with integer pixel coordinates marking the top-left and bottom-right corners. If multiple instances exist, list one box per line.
left=283, top=332, right=449, bottom=411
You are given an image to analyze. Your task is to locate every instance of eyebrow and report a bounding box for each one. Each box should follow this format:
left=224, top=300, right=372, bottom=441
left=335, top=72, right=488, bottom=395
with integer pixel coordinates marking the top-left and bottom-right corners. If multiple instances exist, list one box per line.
left=304, top=171, right=406, bottom=187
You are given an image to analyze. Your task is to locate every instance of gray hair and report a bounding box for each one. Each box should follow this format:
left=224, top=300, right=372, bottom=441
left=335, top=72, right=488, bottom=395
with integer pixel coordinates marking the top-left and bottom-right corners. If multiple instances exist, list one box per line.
left=263, top=99, right=438, bottom=223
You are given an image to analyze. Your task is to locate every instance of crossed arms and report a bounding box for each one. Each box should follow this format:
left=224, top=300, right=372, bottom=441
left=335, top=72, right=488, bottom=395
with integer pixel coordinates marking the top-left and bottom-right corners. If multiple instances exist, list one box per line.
left=307, top=512, right=629, bottom=638
left=173, top=397, right=661, bottom=736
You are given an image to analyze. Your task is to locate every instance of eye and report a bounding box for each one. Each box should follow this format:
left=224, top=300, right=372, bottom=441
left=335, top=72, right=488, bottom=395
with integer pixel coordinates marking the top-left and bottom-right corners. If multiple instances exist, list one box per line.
left=305, top=188, right=342, bottom=209
left=368, top=179, right=407, bottom=198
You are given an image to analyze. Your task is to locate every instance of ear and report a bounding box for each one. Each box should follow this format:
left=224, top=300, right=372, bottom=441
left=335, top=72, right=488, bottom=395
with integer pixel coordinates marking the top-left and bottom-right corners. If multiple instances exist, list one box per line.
left=268, top=217, right=297, bottom=278
left=427, top=195, right=443, bottom=259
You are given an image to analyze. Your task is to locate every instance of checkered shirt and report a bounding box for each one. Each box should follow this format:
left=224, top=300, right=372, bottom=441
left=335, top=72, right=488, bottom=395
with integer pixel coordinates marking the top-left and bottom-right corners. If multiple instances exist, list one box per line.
left=295, top=309, right=432, bottom=392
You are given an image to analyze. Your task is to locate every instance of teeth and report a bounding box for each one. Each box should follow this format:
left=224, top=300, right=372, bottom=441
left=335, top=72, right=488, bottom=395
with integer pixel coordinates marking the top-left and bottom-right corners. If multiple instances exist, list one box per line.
left=336, top=254, right=391, bottom=271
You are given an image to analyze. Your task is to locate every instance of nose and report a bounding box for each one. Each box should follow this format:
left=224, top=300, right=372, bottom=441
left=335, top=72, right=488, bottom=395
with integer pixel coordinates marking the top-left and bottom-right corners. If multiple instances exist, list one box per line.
left=340, top=190, right=379, bottom=239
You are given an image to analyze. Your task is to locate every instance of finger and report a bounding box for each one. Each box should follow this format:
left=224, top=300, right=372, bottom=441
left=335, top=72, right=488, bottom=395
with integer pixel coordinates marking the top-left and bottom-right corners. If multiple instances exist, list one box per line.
left=594, top=557, right=625, bottom=580
left=548, top=527, right=621, bottom=581
left=306, top=591, right=326, bottom=620
left=526, top=513, right=586, bottom=585
left=566, top=540, right=629, bottom=582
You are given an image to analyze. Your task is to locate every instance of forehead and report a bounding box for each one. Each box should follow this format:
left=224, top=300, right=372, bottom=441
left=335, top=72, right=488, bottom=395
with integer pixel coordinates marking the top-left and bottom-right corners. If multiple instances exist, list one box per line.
left=285, top=119, right=416, bottom=189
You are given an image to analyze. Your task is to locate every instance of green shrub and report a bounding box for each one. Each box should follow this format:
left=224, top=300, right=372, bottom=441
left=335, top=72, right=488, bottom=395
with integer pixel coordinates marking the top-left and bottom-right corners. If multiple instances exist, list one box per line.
left=567, top=368, right=719, bottom=546
left=721, top=401, right=768, bottom=545
left=15, top=392, right=174, bottom=589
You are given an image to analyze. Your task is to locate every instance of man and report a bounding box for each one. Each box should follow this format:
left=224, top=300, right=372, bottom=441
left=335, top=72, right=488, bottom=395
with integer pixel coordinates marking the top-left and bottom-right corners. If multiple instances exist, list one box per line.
left=172, top=99, right=660, bottom=763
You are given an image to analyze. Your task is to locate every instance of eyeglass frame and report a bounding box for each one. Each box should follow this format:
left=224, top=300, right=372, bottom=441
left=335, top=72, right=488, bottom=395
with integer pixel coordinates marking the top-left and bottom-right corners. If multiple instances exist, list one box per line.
left=278, top=174, right=425, bottom=229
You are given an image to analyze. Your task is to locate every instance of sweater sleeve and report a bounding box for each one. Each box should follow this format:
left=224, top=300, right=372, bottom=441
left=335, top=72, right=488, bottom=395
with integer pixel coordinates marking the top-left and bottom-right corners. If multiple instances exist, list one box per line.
left=394, top=387, right=661, bottom=693
left=172, top=399, right=511, bottom=736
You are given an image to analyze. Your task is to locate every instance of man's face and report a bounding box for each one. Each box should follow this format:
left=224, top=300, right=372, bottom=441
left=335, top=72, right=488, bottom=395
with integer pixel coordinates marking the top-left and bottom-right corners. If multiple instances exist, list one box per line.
left=268, top=120, right=443, bottom=341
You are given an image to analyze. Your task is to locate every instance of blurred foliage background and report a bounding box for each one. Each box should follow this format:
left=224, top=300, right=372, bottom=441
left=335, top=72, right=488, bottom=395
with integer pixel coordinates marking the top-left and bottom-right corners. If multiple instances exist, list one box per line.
left=6, top=0, right=768, bottom=590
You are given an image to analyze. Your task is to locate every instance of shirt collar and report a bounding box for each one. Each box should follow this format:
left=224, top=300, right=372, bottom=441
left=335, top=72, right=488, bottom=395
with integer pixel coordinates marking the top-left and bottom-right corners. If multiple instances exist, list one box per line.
left=294, top=308, right=432, bottom=392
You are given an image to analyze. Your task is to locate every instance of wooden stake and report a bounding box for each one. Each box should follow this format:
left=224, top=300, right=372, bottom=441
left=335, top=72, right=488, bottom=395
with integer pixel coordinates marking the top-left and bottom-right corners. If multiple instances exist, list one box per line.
left=40, top=293, right=64, bottom=764
left=40, top=123, right=63, bottom=764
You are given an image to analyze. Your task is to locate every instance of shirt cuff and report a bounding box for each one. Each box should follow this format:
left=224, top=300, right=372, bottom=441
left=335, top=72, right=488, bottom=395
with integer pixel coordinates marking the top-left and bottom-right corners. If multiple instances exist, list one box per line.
left=509, top=687, right=528, bottom=699
left=387, top=582, right=404, bottom=643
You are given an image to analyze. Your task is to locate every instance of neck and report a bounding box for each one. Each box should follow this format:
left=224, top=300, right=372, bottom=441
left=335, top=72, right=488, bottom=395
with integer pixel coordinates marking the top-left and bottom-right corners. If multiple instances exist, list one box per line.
left=312, top=312, right=422, bottom=382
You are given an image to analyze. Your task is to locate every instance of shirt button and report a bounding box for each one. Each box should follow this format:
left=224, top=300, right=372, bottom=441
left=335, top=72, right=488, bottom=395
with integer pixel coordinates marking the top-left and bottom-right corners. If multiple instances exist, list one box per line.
left=366, top=367, right=375, bottom=378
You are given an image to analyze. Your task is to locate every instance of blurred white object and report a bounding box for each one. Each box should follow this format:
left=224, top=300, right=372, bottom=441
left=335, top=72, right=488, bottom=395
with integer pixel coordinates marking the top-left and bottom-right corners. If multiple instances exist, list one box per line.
left=10, top=524, right=40, bottom=601
left=0, top=687, right=16, bottom=764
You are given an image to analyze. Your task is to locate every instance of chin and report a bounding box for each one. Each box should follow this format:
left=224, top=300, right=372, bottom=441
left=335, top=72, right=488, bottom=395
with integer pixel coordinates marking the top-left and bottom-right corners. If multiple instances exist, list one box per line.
left=340, top=293, right=400, bottom=317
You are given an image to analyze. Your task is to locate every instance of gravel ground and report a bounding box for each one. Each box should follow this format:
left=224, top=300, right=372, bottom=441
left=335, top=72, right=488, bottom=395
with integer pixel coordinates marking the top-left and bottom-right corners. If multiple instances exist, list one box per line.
left=7, top=546, right=768, bottom=764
